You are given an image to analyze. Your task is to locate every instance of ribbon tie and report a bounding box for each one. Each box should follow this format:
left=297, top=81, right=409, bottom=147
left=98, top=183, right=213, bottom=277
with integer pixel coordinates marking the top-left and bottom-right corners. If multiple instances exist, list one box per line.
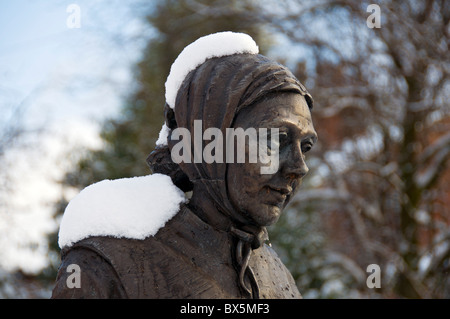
left=230, top=225, right=268, bottom=298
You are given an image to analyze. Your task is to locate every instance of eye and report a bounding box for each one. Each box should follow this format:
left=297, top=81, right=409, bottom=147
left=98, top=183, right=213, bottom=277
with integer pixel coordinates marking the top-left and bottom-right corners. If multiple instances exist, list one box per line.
left=278, top=132, right=289, bottom=147
left=264, top=130, right=288, bottom=151
left=301, top=140, right=313, bottom=154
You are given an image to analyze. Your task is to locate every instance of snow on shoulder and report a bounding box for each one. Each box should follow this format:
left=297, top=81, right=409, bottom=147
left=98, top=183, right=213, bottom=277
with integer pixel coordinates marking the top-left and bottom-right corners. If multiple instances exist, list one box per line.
left=164, top=31, right=259, bottom=109
left=58, top=174, right=186, bottom=248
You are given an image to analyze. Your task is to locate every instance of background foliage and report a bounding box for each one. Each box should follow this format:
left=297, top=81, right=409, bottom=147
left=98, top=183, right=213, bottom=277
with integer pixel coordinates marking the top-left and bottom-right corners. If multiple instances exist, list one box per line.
left=2, top=0, right=448, bottom=298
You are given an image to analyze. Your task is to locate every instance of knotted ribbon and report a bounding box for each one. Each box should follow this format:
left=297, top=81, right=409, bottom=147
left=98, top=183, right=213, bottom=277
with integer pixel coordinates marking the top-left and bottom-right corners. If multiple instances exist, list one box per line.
left=230, top=225, right=269, bottom=298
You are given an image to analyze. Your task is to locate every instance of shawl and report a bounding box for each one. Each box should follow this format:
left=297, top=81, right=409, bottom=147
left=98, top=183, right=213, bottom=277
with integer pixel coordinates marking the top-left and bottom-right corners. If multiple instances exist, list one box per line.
left=161, top=53, right=312, bottom=297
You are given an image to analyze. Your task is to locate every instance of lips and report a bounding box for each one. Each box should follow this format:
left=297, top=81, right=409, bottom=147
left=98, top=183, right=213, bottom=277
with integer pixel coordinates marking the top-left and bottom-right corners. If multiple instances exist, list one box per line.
left=264, top=185, right=292, bottom=207
left=268, top=185, right=291, bottom=195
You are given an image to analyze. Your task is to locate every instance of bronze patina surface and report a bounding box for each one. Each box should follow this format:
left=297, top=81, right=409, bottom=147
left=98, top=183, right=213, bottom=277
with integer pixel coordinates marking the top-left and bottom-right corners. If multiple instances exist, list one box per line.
left=52, top=53, right=316, bottom=299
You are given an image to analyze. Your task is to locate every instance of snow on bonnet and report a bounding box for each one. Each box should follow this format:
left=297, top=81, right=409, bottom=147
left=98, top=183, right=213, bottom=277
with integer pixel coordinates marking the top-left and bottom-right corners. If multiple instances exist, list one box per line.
left=58, top=174, right=186, bottom=248
left=156, top=123, right=171, bottom=146
left=164, top=31, right=259, bottom=109
left=157, top=31, right=259, bottom=147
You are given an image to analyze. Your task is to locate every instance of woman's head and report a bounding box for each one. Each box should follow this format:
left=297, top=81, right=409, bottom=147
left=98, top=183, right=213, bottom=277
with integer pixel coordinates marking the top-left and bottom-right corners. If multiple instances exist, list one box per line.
left=148, top=33, right=316, bottom=227
left=227, top=92, right=317, bottom=226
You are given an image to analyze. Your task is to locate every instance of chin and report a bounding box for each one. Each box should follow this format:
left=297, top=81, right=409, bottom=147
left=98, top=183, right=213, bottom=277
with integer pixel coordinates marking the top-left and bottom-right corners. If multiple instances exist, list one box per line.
left=250, top=205, right=282, bottom=226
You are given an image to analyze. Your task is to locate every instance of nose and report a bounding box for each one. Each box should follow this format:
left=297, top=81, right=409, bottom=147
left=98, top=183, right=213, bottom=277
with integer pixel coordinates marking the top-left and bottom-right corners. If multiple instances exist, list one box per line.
left=283, top=142, right=309, bottom=179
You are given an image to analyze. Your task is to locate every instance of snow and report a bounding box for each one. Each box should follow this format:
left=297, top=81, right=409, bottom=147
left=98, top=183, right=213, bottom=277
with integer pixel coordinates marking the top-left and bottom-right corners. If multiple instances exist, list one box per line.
left=156, top=123, right=170, bottom=146
left=418, top=254, right=432, bottom=275
left=58, top=174, right=187, bottom=248
left=164, top=31, right=259, bottom=109
left=158, top=32, right=259, bottom=146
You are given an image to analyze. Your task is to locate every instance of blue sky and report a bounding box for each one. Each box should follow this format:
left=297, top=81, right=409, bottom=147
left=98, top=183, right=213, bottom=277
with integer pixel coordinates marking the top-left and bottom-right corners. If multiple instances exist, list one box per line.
left=0, top=0, right=150, bottom=274
left=1, top=1, right=81, bottom=103
left=0, top=1, right=152, bottom=128
left=0, top=0, right=329, bottom=274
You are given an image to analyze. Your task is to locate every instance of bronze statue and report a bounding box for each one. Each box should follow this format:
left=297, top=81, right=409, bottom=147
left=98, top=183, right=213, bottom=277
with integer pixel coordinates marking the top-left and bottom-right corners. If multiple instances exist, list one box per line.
left=51, top=32, right=317, bottom=299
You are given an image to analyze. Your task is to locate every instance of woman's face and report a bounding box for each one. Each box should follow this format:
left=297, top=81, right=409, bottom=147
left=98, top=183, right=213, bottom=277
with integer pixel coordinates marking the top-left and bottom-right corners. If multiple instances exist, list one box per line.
left=226, top=93, right=317, bottom=226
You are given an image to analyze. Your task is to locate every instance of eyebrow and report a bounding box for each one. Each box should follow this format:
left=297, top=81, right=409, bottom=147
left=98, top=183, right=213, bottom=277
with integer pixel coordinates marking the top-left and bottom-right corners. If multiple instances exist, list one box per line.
left=262, top=120, right=318, bottom=143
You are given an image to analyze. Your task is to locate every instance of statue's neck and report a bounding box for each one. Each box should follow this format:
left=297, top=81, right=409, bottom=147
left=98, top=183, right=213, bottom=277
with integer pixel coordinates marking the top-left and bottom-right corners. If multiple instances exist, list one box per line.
left=187, top=182, right=268, bottom=249
left=187, top=186, right=233, bottom=233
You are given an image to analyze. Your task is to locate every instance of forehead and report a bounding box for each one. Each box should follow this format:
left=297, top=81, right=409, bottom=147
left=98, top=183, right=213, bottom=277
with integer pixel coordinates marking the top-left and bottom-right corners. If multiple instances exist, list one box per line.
left=235, top=93, right=314, bottom=130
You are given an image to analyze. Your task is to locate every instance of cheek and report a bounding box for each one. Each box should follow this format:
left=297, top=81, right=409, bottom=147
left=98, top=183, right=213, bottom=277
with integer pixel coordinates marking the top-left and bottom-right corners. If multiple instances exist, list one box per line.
left=227, top=164, right=283, bottom=226
left=229, top=163, right=271, bottom=192
left=227, top=164, right=267, bottom=206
